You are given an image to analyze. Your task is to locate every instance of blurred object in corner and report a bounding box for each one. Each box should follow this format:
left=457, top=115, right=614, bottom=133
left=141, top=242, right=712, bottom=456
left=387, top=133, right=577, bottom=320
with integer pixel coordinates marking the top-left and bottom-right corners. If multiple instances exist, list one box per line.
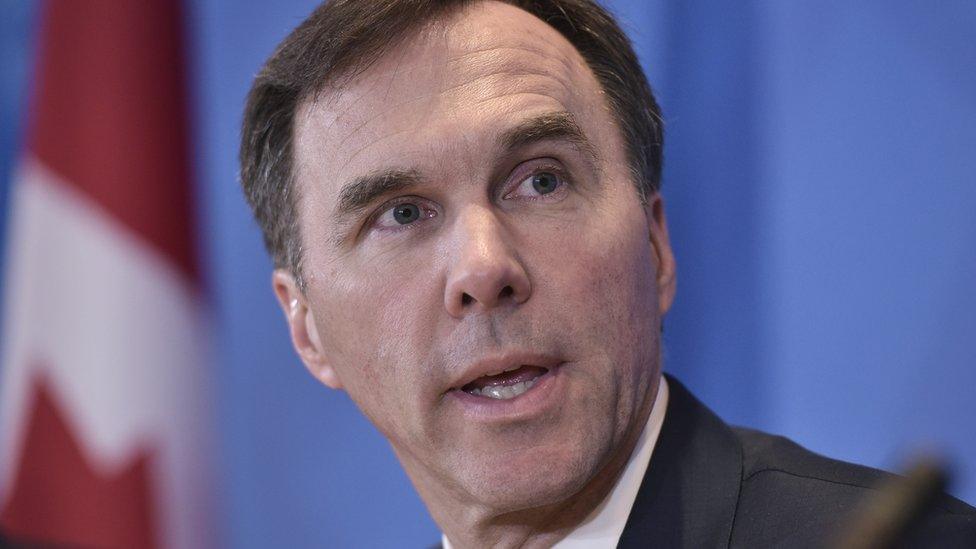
left=834, top=455, right=954, bottom=549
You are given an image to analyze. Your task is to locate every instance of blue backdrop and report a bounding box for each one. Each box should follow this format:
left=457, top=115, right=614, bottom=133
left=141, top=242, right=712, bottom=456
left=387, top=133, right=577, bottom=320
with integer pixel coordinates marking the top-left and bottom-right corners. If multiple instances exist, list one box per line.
left=2, top=1, right=974, bottom=547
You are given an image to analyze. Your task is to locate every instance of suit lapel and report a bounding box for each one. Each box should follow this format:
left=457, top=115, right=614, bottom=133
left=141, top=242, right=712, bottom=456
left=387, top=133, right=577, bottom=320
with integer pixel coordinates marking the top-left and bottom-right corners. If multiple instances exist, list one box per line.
left=617, top=375, right=743, bottom=549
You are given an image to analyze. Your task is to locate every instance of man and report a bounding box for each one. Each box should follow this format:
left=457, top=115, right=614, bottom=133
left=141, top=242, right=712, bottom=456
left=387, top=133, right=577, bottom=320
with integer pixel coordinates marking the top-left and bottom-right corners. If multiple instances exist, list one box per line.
left=239, top=0, right=975, bottom=546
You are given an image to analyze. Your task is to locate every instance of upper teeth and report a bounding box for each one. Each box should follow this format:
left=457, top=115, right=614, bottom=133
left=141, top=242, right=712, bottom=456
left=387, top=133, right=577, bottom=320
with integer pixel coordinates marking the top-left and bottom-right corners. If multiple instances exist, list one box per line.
left=469, top=379, right=537, bottom=400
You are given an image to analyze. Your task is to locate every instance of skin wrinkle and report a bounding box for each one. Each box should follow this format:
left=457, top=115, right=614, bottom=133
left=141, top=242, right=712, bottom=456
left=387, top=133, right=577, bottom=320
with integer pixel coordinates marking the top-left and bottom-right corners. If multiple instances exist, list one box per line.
left=445, top=67, right=480, bottom=185
left=312, top=38, right=580, bottom=170
left=280, top=3, right=675, bottom=548
left=444, top=42, right=582, bottom=82
left=331, top=92, right=577, bottom=201
left=438, top=68, right=552, bottom=108
left=332, top=70, right=572, bottom=173
left=306, top=21, right=445, bottom=117
left=303, top=70, right=438, bottom=175
left=446, top=56, right=579, bottom=112
left=445, top=43, right=566, bottom=64
left=382, top=38, right=412, bottom=103
left=308, top=30, right=579, bottom=151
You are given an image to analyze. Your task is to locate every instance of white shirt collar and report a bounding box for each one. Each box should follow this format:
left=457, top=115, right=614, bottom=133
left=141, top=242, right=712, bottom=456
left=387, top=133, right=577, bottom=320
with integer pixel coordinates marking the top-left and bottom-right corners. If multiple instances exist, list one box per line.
left=442, top=376, right=669, bottom=549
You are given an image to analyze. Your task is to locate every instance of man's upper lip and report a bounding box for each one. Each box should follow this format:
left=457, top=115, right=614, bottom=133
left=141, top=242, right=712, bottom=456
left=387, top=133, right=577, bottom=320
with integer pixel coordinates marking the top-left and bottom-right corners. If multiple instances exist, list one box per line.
left=448, top=351, right=562, bottom=392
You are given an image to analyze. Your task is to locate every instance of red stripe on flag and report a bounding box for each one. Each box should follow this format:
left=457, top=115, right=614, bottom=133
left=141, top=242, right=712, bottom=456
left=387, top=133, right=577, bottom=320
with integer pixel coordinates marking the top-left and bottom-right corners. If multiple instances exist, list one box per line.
left=28, top=0, right=198, bottom=280
left=0, top=373, right=158, bottom=548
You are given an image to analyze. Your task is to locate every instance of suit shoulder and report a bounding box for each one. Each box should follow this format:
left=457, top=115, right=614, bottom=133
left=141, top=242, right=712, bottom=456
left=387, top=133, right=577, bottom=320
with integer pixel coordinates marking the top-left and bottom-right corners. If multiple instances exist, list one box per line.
left=734, top=426, right=973, bottom=513
left=734, top=426, right=891, bottom=489
left=728, top=427, right=976, bottom=547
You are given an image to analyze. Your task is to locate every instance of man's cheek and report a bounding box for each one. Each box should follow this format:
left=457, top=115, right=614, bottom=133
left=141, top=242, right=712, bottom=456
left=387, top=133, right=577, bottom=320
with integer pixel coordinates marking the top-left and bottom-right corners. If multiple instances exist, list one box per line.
left=319, top=306, right=388, bottom=391
left=576, top=233, right=656, bottom=345
left=325, top=275, right=411, bottom=345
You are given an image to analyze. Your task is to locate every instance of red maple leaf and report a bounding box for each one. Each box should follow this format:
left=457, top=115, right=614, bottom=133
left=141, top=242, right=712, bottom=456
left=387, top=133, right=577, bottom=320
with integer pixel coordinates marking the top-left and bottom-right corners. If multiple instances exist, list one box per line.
left=0, top=375, right=159, bottom=548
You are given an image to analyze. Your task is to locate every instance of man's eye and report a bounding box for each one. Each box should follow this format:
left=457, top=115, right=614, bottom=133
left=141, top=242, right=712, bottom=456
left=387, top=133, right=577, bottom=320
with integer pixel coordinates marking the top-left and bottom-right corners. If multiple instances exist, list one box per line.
left=531, top=172, right=560, bottom=194
left=393, top=203, right=421, bottom=224
left=373, top=201, right=436, bottom=230
left=509, top=171, right=565, bottom=199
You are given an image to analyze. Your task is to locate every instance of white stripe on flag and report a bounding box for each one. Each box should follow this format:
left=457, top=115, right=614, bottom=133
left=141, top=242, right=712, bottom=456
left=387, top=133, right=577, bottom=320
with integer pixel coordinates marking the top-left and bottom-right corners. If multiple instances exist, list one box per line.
left=0, top=157, right=213, bottom=548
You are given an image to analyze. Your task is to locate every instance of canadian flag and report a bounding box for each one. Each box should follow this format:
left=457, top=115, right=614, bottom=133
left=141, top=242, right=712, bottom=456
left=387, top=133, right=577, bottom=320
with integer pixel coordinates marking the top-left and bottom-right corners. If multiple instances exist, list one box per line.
left=0, top=1, right=213, bottom=548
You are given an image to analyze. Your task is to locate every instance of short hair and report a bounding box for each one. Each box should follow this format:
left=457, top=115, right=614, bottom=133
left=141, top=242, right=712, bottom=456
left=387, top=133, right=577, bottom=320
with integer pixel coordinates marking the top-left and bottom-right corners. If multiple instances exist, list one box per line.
left=240, top=0, right=664, bottom=286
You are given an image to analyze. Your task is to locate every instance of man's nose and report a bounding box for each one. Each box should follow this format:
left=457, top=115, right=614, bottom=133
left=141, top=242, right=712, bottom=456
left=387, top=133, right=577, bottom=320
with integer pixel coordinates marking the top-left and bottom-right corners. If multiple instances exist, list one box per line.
left=443, top=205, right=531, bottom=318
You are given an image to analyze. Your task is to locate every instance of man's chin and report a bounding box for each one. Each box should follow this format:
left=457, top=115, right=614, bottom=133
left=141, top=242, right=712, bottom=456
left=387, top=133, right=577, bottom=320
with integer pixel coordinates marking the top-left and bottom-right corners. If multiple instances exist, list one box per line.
left=450, top=447, right=602, bottom=513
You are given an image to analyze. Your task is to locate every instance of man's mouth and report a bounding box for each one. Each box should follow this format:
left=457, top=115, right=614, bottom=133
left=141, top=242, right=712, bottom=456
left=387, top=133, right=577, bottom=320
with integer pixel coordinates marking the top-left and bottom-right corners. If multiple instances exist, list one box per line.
left=460, top=365, right=549, bottom=400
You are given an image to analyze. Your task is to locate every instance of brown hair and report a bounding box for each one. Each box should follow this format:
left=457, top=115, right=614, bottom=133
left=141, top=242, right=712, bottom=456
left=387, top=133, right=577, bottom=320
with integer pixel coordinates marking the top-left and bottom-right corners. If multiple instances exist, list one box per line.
left=240, top=0, right=663, bottom=285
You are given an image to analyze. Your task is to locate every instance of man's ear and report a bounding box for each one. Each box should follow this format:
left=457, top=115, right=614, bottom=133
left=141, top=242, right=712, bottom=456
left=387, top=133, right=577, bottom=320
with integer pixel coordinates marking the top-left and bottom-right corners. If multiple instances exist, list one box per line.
left=272, top=269, right=343, bottom=390
left=644, top=193, right=677, bottom=316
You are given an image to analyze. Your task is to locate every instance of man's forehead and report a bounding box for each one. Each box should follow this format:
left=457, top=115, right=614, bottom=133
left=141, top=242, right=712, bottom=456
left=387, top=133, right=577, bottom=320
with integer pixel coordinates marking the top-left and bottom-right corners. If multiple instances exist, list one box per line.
left=292, top=1, right=603, bottom=184
left=312, top=1, right=589, bottom=109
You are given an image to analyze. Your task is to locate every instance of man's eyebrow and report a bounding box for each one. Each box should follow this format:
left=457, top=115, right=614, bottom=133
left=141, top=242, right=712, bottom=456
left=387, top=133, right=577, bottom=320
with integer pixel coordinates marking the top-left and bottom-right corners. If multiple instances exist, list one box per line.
left=334, top=168, right=425, bottom=220
left=500, top=110, right=599, bottom=162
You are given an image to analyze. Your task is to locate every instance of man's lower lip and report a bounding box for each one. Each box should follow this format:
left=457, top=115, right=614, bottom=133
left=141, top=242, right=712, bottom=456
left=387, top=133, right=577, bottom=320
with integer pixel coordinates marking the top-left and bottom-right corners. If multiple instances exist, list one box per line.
left=449, top=364, right=564, bottom=420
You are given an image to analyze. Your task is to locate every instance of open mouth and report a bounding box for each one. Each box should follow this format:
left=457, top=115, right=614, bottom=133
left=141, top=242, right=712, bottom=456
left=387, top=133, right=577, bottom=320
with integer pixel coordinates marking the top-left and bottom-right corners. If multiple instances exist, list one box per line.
left=460, top=365, right=549, bottom=400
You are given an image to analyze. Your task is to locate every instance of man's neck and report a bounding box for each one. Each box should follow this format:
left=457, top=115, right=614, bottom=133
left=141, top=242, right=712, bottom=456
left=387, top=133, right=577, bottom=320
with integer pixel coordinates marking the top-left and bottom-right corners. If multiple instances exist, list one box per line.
left=431, top=375, right=666, bottom=549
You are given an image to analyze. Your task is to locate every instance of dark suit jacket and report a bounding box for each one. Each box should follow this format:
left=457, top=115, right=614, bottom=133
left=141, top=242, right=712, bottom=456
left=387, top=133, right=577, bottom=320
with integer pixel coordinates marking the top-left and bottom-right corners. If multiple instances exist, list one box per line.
left=617, top=375, right=976, bottom=548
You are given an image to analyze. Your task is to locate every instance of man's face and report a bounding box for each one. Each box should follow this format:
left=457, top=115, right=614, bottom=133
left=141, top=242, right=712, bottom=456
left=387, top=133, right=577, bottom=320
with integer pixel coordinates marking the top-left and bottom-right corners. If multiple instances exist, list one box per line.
left=279, top=1, right=675, bottom=513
